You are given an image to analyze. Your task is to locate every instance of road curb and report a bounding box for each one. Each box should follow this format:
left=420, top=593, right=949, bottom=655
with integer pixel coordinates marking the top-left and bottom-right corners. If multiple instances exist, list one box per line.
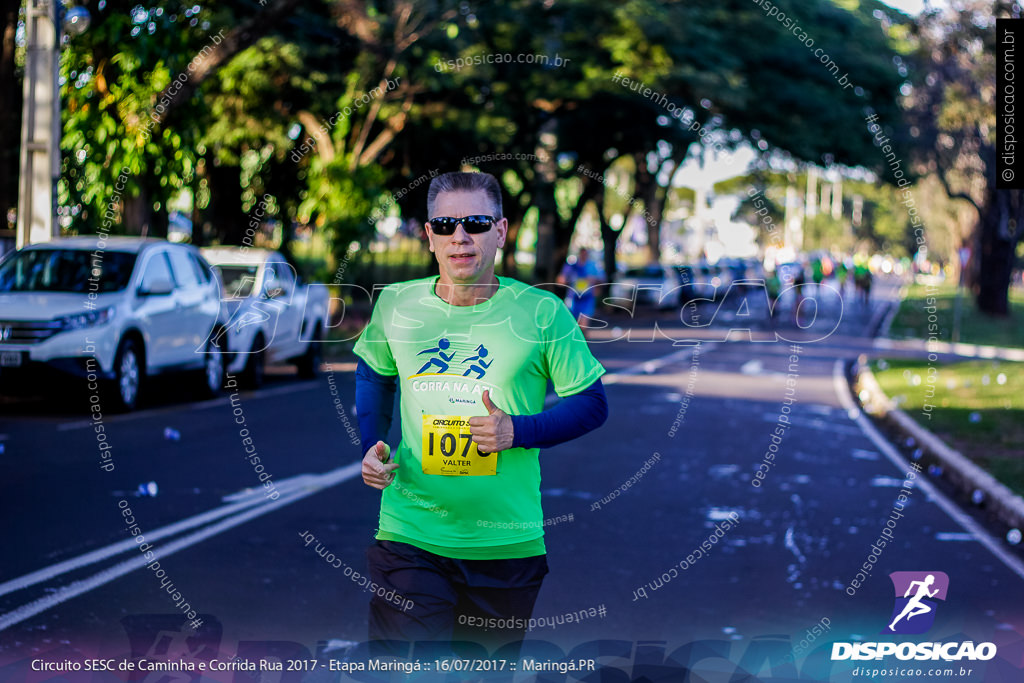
left=873, top=282, right=1024, bottom=361
left=854, top=355, right=1024, bottom=531
left=876, top=285, right=905, bottom=339
left=873, top=337, right=1024, bottom=362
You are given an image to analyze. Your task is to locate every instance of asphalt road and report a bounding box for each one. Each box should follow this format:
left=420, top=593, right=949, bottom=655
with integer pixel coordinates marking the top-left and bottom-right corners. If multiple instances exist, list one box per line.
left=1, top=278, right=1023, bottom=682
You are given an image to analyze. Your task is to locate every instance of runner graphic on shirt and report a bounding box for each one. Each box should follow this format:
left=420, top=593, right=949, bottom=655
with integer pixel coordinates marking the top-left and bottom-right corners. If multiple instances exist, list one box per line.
left=461, top=344, right=492, bottom=379
left=416, top=337, right=455, bottom=374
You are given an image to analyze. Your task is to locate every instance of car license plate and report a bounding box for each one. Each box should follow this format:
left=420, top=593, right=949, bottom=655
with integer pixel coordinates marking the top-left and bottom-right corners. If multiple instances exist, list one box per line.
left=0, top=351, right=23, bottom=367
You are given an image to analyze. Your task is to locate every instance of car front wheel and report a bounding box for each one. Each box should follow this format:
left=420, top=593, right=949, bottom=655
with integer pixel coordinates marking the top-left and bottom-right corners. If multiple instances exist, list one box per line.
left=197, top=335, right=225, bottom=398
left=110, top=338, right=143, bottom=412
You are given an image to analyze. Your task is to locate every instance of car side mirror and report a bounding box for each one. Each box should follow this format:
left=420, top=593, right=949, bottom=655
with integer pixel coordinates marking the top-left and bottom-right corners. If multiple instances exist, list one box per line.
left=138, top=278, right=174, bottom=296
left=266, top=286, right=285, bottom=299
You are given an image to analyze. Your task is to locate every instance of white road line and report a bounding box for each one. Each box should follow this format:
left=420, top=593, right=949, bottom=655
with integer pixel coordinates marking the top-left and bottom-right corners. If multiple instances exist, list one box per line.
left=541, top=345, right=708, bottom=403
left=0, top=462, right=362, bottom=631
left=602, top=343, right=711, bottom=384
left=7, top=344, right=703, bottom=628
left=57, top=382, right=318, bottom=431
left=832, top=359, right=1024, bottom=581
left=0, top=473, right=323, bottom=598
left=220, top=473, right=320, bottom=503
left=740, top=359, right=764, bottom=375
left=759, top=413, right=862, bottom=436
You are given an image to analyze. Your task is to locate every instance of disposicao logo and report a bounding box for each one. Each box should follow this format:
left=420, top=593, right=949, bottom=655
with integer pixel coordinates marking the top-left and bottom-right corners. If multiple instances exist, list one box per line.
left=883, top=571, right=949, bottom=635
left=831, top=571, right=997, bottom=662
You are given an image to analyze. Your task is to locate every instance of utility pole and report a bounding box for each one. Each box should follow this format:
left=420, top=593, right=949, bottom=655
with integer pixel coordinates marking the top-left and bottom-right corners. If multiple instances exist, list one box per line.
left=804, top=167, right=817, bottom=219
left=16, top=0, right=60, bottom=249
left=15, top=1, right=89, bottom=251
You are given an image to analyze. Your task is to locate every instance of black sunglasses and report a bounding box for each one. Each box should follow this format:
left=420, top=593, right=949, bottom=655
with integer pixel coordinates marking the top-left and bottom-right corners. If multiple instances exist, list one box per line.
left=428, top=215, right=495, bottom=235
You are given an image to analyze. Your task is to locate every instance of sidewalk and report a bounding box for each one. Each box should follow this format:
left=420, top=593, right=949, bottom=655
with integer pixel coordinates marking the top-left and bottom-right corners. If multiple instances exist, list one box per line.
left=873, top=283, right=1024, bottom=362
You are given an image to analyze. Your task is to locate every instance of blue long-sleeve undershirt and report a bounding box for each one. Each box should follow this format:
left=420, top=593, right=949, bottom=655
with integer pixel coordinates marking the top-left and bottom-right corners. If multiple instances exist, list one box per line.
left=508, top=380, right=608, bottom=449
left=355, top=360, right=398, bottom=456
left=354, top=358, right=608, bottom=454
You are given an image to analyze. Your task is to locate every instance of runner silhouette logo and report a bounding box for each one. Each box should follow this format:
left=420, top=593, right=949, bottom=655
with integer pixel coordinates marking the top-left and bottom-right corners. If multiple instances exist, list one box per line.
left=415, top=338, right=495, bottom=379
left=882, top=571, right=949, bottom=635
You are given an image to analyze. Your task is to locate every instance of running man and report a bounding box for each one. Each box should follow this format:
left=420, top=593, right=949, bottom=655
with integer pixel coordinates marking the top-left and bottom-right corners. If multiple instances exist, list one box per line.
left=888, top=574, right=940, bottom=631
left=354, top=171, right=609, bottom=654
left=416, top=337, right=455, bottom=374
left=557, top=247, right=601, bottom=333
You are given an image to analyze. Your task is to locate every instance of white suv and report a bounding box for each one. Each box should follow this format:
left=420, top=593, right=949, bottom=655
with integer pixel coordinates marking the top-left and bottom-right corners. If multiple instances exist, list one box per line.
left=0, top=237, right=227, bottom=411
left=202, top=247, right=329, bottom=388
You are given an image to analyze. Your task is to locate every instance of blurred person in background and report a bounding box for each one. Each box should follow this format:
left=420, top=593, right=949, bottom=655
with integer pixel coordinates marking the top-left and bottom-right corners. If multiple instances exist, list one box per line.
left=854, top=255, right=872, bottom=307
left=557, top=247, right=601, bottom=336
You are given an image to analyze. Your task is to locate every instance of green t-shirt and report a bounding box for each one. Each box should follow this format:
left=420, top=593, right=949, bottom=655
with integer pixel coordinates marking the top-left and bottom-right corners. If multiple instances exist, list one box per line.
left=353, top=275, right=606, bottom=559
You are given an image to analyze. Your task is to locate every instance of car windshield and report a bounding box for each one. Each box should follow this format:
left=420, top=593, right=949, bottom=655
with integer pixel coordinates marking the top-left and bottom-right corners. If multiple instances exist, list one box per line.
left=0, top=249, right=137, bottom=293
left=214, top=265, right=260, bottom=298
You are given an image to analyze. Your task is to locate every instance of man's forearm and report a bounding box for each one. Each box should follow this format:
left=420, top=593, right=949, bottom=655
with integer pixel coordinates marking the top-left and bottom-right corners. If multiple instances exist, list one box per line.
left=355, top=358, right=398, bottom=454
left=510, top=378, right=608, bottom=450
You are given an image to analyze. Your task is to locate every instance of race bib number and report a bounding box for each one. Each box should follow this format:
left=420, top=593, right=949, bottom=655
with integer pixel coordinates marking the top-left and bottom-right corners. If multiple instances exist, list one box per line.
left=421, top=414, right=496, bottom=476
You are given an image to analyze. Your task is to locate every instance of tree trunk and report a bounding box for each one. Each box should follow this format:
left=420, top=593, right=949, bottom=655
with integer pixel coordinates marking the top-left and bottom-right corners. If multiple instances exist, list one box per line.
left=643, top=205, right=663, bottom=263
left=501, top=192, right=526, bottom=278
left=148, top=180, right=168, bottom=239
left=122, top=192, right=151, bottom=236
left=597, top=184, right=634, bottom=291
left=532, top=119, right=560, bottom=285
left=190, top=170, right=205, bottom=247
left=635, top=152, right=662, bottom=263
left=533, top=183, right=559, bottom=285
left=975, top=187, right=1023, bottom=316
left=552, top=224, right=573, bottom=284
left=206, top=162, right=245, bottom=245
left=120, top=168, right=168, bottom=238
left=599, top=218, right=619, bottom=288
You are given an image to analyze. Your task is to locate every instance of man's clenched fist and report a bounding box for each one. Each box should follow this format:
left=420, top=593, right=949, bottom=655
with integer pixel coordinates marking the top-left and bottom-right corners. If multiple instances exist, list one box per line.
left=469, top=389, right=514, bottom=454
left=362, top=441, right=398, bottom=489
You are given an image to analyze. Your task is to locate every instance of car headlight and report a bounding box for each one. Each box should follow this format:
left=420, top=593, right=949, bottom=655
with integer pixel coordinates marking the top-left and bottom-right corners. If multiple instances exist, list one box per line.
left=58, top=306, right=116, bottom=331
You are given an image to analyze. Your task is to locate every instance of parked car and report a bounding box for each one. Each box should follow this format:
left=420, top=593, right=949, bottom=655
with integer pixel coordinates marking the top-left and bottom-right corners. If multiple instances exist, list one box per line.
left=0, top=237, right=226, bottom=410
left=673, top=265, right=700, bottom=304
left=609, top=265, right=687, bottom=310
left=689, top=262, right=722, bottom=300
left=717, top=258, right=766, bottom=292
left=740, top=258, right=767, bottom=286
left=202, top=247, right=329, bottom=388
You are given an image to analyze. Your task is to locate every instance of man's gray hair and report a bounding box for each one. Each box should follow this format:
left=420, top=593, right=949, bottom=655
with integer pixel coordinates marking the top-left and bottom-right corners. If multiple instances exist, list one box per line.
left=426, top=172, right=503, bottom=219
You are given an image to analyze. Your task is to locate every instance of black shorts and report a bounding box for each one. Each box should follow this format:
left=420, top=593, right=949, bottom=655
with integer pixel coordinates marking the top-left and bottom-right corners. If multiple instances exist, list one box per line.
left=366, top=539, right=548, bottom=656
